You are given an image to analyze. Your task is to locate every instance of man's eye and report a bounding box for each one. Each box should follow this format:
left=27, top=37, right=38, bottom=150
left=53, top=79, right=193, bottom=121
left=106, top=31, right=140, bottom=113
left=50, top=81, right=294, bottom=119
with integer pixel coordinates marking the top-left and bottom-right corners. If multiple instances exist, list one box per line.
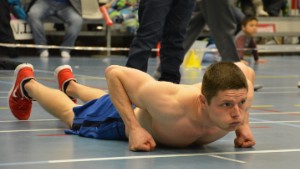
left=240, top=100, right=246, bottom=105
left=222, top=103, right=232, bottom=107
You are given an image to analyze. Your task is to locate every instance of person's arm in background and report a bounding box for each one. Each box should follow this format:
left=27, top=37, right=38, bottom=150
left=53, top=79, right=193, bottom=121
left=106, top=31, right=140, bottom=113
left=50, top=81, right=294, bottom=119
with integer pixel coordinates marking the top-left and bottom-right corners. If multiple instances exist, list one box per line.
left=249, top=38, right=258, bottom=61
left=249, top=38, right=267, bottom=63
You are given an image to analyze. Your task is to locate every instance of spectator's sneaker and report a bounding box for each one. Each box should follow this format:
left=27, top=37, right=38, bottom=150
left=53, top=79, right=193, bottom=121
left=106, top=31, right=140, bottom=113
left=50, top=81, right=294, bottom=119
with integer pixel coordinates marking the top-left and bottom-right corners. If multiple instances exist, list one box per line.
left=40, top=50, right=49, bottom=58
left=54, top=65, right=77, bottom=103
left=254, top=84, right=263, bottom=91
left=8, top=63, right=34, bottom=120
left=61, top=51, right=71, bottom=59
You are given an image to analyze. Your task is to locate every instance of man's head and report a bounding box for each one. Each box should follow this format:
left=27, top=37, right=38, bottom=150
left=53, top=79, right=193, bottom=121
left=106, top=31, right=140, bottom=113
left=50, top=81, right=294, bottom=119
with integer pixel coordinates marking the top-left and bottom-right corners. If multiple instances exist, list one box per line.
left=201, top=62, right=248, bottom=105
left=201, top=62, right=249, bottom=131
left=241, top=16, right=258, bottom=36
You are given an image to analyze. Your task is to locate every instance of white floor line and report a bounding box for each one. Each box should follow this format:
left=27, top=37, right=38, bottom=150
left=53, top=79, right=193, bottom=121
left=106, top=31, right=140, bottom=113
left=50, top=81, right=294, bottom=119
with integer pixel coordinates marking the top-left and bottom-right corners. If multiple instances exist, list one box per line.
left=251, top=112, right=300, bottom=115
left=0, top=149, right=299, bottom=166
left=255, top=91, right=299, bottom=94
left=0, top=128, right=65, bottom=133
left=250, top=118, right=300, bottom=127
left=0, top=119, right=59, bottom=123
left=208, top=155, right=246, bottom=164
left=250, top=120, right=300, bottom=124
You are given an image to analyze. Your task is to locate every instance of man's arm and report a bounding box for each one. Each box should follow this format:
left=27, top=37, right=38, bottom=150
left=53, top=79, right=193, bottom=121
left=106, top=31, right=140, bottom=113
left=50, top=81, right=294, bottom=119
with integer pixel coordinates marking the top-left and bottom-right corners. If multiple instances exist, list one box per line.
left=105, top=65, right=157, bottom=151
left=234, top=79, right=256, bottom=148
left=233, top=63, right=256, bottom=147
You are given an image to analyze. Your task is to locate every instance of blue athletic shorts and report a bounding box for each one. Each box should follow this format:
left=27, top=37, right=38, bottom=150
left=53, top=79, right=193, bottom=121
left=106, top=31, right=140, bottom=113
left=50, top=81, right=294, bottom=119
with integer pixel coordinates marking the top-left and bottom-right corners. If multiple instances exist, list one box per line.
left=64, top=94, right=134, bottom=140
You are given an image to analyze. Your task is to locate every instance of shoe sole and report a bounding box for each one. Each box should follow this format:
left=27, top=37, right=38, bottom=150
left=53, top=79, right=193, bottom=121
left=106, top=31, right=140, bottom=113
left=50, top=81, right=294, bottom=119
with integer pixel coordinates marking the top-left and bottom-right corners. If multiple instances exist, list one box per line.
left=54, top=65, right=73, bottom=82
left=7, top=63, right=34, bottom=118
left=8, top=63, right=34, bottom=98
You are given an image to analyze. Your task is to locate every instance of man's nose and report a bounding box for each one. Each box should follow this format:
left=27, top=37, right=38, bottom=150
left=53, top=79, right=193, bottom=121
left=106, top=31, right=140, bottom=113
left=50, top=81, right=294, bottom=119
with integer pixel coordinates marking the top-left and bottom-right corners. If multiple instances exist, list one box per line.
left=231, top=105, right=241, bottom=119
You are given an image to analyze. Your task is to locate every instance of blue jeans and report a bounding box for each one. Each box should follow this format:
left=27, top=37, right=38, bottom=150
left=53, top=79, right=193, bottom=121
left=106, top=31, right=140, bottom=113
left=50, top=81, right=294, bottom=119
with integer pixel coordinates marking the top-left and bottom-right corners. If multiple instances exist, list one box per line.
left=126, top=0, right=195, bottom=84
left=27, top=0, right=83, bottom=53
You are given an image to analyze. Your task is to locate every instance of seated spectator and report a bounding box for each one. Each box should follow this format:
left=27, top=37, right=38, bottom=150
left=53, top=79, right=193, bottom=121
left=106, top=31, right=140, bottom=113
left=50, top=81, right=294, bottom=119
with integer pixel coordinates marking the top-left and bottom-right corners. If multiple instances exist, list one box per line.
left=235, top=16, right=267, bottom=64
left=0, top=0, right=20, bottom=58
left=27, top=0, right=83, bottom=58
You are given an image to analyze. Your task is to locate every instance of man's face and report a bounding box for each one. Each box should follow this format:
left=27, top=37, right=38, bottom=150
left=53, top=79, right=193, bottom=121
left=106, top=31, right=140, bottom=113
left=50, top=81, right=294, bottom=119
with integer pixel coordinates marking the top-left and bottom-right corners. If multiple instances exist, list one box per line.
left=206, top=89, right=248, bottom=131
left=242, top=20, right=258, bottom=36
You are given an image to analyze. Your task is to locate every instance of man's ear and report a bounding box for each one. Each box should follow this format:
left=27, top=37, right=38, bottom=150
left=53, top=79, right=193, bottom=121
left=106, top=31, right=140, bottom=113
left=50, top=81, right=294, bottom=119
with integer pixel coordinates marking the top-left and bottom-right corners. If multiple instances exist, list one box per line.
left=200, top=94, right=207, bottom=106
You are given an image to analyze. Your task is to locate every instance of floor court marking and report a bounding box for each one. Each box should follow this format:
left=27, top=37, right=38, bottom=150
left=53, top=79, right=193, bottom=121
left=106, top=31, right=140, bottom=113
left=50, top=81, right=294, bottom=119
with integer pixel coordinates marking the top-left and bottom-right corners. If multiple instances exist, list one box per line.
left=0, top=107, right=8, bottom=110
left=256, top=75, right=299, bottom=78
left=208, top=155, right=246, bottom=164
left=254, top=91, right=299, bottom=94
left=251, top=105, right=274, bottom=108
left=250, top=118, right=300, bottom=128
left=261, top=86, right=300, bottom=89
left=250, top=120, right=300, bottom=124
left=0, top=128, right=65, bottom=133
left=251, top=112, right=300, bottom=115
left=2, top=120, right=300, bottom=133
left=0, top=149, right=299, bottom=166
left=0, top=119, right=59, bottom=123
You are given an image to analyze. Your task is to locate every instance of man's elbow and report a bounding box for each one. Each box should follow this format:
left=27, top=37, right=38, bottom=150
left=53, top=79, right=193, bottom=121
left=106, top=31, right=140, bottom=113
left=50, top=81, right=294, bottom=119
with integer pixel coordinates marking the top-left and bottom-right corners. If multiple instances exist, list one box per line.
left=105, top=65, right=121, bottom=78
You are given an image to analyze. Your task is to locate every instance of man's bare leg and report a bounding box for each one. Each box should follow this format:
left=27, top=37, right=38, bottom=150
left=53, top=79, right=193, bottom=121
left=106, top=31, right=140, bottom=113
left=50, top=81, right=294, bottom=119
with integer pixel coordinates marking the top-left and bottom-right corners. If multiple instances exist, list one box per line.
left=235, top=62, right=255, bottom=84
left=65, top=81, right=107, bottom=103
left=24, top=79, right=76, bottom=128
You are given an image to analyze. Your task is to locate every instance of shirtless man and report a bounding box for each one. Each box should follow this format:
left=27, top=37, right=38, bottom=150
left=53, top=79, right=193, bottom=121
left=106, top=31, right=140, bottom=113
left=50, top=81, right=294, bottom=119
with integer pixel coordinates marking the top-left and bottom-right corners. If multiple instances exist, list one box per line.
left=9, top=62, right=255, bottom=151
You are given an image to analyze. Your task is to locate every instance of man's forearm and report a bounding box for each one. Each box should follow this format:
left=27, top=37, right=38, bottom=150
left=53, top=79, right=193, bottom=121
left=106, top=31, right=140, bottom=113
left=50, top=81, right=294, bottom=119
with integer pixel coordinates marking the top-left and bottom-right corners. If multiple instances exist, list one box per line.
left=105, top=66, right=141, bottom=131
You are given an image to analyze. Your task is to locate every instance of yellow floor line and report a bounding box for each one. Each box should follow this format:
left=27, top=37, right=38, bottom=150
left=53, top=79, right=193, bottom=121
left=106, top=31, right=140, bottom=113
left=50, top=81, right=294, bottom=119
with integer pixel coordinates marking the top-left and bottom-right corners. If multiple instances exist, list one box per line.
left=256, top=75, right=299, bottom=79
left=251, top=105, right=274, bottom=108
left=0, top=107, right=8, bottom=110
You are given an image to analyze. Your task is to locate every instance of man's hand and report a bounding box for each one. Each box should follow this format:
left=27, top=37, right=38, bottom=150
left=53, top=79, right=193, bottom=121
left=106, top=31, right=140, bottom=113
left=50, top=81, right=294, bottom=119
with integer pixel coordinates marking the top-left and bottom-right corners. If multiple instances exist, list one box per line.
left=128, top=127, right=156, bottom=151
left=234, top=125, right=256, bottom=148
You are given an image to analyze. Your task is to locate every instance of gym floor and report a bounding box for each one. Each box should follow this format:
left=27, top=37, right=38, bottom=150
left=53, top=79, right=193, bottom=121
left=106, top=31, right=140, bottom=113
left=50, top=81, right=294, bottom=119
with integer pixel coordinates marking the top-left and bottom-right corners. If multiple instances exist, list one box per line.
left=0, top=55, right=300, bottom=169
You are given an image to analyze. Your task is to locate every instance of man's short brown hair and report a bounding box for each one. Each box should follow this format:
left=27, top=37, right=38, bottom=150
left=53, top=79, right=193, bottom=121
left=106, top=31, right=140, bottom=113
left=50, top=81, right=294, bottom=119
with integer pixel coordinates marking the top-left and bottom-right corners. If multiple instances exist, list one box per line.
left=201, top=62, right=248, bottom=104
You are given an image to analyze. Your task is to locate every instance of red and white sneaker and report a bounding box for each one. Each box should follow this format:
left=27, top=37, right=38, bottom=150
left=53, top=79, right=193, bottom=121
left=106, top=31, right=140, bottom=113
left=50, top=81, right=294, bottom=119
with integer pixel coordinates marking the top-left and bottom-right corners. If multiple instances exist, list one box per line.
left=54, top=65, right=77, bottom=103
left=8, top=63, right=34, bottom=120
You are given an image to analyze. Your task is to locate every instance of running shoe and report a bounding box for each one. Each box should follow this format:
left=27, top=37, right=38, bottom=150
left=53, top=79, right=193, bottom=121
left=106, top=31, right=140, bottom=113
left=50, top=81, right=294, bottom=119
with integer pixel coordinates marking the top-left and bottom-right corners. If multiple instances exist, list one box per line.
left=54, top=65, right=77, bottom=103
left=8, top=63, right=34, bottom=120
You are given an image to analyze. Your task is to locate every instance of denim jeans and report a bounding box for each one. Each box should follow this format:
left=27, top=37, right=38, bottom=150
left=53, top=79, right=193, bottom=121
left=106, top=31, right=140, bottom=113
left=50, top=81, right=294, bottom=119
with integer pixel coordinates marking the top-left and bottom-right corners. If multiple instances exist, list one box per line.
left=126, top=0, right=195, bottom=84
left=27, top=0, right=83, bottom=53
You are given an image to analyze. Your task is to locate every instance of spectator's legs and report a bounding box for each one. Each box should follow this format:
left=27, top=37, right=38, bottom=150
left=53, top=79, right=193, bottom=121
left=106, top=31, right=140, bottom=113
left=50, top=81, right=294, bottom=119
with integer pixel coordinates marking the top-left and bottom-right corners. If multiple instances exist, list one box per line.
left=201, top=0, right=240, bottom=61
left=0, top=0, right=18, bottom=58
left=159, top=0, right=195, bottom=83
left=27, top=0, right=53, bottom=53
left=263, top=0, right=287, bottom=16
left=57, top=4, right=83, bottom=54
left=182, top=2, right=207, bottom=53
left=126, top=0, right=173, bottom=72
left=233, top=7, right=245, bottom=34
left=240, top=0, right=256, bottom=16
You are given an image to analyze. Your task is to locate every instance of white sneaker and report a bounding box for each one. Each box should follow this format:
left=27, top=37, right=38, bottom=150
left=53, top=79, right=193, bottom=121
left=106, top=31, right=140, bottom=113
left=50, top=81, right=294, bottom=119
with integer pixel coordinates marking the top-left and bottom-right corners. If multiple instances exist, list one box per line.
left=40, top=50, right=49, bottom=58
left=61, top=51, right=71, bottom=58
